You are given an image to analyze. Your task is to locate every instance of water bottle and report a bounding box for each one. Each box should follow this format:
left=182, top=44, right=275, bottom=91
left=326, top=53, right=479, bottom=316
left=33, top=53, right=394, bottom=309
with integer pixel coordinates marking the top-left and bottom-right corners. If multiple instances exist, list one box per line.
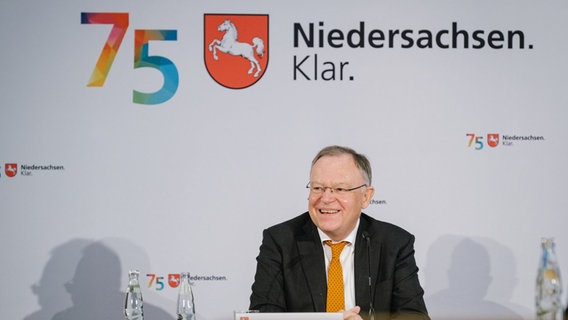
left=177, top=272, right=196, bottom=320
left=536, top=238, right=563, bottom=320
left=125, top=269, right=144, bottom=320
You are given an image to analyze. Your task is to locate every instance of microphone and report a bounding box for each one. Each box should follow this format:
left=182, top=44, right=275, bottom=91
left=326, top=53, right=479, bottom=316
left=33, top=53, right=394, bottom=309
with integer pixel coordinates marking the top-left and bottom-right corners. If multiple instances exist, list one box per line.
left=362, top=232, right=375, bottom=320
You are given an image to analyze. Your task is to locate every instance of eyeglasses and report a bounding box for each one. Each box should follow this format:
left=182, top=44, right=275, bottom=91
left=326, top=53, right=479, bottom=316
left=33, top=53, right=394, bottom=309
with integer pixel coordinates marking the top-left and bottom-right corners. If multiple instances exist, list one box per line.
left=306, top=182, right=367, bottom=195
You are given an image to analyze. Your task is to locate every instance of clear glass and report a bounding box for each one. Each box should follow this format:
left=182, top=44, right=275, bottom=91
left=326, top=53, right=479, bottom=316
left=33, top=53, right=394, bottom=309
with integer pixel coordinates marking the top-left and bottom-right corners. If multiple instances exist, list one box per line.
left=124, top=269, right=144, bottom=320
left=536, top=238, right=563, bottom=320
left=177, top=272, right=196, bottom=320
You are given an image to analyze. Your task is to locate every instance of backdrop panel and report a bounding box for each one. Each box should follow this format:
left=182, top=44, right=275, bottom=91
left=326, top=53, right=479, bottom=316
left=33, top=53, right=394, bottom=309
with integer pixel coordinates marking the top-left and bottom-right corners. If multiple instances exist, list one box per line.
left=1, top=1, right=567, bottom=319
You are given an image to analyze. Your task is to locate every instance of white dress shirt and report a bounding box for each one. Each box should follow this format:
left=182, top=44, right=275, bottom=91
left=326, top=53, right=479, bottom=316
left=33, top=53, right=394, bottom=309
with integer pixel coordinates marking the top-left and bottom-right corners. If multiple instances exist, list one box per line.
left=317, top=219, right=360, bottom=311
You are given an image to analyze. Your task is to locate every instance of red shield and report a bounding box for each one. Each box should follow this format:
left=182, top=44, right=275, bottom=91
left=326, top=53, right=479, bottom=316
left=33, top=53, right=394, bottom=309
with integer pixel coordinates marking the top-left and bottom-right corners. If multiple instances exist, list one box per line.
left=5, top=163, right=17, bottom=177
left=168, top=274, right=181, bottom=288
left=487, top=134, right=500, bottom=148
left=204, top=14, right=269, bottom=89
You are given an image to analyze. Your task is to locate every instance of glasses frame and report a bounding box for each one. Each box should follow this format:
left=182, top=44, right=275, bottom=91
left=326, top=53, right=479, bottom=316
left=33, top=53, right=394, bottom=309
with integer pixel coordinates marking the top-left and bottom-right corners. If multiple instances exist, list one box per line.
left=306, top=182, right=367, bottom=195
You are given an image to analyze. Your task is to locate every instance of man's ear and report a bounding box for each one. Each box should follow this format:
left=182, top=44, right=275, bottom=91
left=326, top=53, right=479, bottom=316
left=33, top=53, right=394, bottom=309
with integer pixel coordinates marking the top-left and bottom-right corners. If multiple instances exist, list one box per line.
left=361, top=185, right=375, bottom=209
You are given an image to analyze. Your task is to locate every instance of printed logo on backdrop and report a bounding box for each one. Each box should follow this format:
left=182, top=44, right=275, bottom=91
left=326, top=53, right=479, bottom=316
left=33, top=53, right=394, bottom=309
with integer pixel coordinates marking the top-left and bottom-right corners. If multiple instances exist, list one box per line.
left=5, top=163, right=17, bottom=177
left=2, top=163, right=65, bottom=178
left=466, top=133, right=545, bottom=150
left=370, top=199, right=387, bottom=206
left=147, top=272, right=228, bottom=291
left=487, top=133, right=500, bottom=148
left=204, top=14, right=269, bottom=89
left=168, top=274, right=181, bottom=288
left=292, top=21, right=534, bottom=82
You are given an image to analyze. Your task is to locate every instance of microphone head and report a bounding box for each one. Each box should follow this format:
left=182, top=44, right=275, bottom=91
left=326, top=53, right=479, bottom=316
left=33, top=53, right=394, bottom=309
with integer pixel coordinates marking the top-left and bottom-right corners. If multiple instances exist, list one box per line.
left=362, top=231, right=371, bottom=240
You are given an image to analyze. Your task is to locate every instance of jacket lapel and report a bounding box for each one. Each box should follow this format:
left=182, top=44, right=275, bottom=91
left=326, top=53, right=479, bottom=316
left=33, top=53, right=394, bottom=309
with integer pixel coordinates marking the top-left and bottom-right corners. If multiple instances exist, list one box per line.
left=355, top=215, right=381, bottom=311
left=297, top=219, right=327, bottom=312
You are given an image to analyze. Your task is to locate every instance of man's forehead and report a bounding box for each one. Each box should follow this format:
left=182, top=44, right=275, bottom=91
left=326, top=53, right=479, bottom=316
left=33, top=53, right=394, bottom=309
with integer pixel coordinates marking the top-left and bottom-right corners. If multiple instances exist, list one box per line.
left=312, top=153, right=355, bottom=166
left=310, top=154, right=362, bottom=179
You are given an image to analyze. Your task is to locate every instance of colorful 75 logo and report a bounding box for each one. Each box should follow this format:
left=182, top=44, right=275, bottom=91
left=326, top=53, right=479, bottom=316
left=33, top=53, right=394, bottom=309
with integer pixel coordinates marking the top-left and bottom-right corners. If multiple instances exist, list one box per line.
left=81, top=12, right=179, bottom=105
left=466, top=133, right=484, bottom=150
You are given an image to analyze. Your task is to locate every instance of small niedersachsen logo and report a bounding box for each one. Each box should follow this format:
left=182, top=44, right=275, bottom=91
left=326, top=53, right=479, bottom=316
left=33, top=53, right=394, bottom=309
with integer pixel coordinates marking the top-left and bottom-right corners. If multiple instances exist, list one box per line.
left=5, top=163, right=17, bottom=177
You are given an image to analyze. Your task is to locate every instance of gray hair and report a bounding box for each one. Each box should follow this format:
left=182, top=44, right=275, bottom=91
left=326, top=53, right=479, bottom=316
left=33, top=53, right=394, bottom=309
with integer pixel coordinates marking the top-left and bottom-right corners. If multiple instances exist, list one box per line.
left=311, top=145, right=372, bottom=185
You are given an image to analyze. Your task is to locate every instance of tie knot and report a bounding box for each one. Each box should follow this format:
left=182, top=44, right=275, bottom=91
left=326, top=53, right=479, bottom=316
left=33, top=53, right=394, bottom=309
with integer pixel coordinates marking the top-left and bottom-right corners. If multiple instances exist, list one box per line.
left=324, top=240, right=348, bottom=258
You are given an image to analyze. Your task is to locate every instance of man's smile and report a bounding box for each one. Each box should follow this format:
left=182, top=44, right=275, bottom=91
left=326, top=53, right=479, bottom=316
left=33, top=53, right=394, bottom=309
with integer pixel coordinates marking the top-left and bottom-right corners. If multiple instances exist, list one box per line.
left=320, top=209, right=340, bottom=214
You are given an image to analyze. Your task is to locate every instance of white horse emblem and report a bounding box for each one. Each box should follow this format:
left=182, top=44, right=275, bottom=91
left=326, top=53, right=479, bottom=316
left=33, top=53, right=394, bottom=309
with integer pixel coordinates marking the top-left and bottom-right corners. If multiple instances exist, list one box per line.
left=208, top=20, right=265, bottom=77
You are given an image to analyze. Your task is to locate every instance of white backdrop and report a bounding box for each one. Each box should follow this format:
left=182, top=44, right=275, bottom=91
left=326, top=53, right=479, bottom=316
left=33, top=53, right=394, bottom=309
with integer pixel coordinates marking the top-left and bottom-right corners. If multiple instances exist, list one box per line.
left=2, top=1, right=568, bottom=319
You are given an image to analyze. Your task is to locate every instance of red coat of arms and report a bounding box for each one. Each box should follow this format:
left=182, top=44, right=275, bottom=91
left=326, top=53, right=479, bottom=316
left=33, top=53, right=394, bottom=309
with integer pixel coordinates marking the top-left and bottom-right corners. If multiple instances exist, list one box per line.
left=168, top=273, right=181, bottom=288
left=204, top=14, right=269, bottom=89
left=487, top=134, right=500, bottom=148
left=5, top=163, right=17, bottom=177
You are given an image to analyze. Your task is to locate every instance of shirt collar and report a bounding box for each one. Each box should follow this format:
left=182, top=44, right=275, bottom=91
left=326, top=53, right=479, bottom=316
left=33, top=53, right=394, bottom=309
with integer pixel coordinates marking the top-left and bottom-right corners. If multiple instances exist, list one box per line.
left=317, top=218, right=360, bottom=245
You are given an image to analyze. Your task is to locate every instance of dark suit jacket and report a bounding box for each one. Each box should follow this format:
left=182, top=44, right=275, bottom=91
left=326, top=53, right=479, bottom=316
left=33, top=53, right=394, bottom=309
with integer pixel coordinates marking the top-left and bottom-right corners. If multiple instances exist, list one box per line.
left=249, top=212, right=430, bottom=320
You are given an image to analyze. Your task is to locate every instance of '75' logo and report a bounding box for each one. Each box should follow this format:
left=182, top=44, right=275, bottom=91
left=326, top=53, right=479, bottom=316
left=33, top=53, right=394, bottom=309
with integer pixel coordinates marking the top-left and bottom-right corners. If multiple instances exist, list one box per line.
left=147, top=273, right=183, bottom=290
left=81, top=12, right=269, bottom=105
left=81, top=12, right=177, bottom=105
left=467, top=133, right=499, bottom=150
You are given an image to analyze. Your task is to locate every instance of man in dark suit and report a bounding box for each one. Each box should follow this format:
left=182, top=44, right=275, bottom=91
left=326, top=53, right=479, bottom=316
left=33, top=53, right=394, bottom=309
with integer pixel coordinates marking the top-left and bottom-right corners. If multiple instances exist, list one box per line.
left=249, top=146, right=429, bottom=320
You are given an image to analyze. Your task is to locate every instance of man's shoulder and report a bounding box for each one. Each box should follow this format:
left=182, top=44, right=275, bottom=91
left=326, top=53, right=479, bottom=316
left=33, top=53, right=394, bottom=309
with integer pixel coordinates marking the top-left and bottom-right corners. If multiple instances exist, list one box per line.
left=265, top=212, right=313, bottom=237
left=268, top=211, right=310, bottom=228
left=360, top=213, right=415, bottom=240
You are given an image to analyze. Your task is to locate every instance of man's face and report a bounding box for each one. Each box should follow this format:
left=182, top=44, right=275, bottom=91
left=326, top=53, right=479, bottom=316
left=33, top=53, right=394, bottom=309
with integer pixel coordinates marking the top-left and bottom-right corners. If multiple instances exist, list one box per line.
left=308, top=154, right=375, bottom=241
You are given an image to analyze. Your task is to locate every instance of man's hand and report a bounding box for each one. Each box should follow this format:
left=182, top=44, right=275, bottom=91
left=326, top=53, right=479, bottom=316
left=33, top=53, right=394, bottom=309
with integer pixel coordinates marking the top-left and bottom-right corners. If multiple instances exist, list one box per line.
left=343, top=306, right=362, bottom=320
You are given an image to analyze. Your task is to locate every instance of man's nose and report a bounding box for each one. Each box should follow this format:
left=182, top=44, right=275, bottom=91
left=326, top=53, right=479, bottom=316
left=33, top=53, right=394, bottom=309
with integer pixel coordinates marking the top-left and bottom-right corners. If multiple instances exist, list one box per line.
left=320, top=188, right=336, bottom=201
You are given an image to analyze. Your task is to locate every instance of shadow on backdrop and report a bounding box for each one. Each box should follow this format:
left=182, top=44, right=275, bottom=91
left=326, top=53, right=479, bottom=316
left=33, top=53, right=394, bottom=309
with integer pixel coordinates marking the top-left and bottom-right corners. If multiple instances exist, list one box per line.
left=24, top=239, right=171, bottom=320
left=424, top=235, right=529, bottom=319
left=23, top=239, right=91, bottom=320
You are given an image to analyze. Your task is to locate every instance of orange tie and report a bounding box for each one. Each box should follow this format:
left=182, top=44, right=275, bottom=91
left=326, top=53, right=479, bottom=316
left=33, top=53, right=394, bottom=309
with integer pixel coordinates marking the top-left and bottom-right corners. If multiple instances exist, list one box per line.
left=324, top=240, right=348, bottom=312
